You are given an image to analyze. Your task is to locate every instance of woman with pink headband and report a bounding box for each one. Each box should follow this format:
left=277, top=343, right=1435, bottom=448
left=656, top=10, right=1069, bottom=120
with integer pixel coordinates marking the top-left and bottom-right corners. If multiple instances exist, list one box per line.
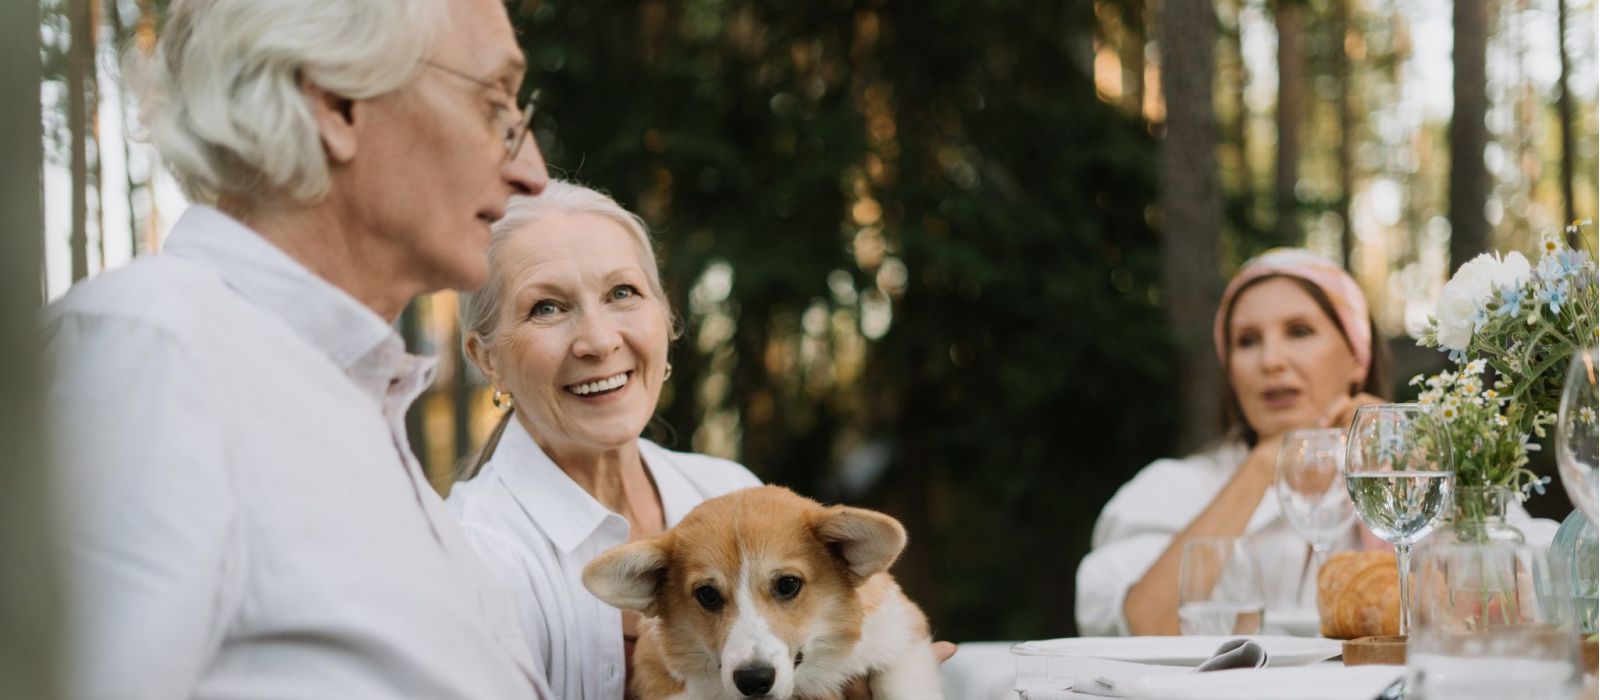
left=1075, top=248, right=1391, bottom=636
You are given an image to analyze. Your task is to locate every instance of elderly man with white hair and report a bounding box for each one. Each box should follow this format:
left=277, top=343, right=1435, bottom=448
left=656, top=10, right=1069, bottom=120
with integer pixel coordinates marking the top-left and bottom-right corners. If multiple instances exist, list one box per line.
left=42, top=0, right=552, bottom=697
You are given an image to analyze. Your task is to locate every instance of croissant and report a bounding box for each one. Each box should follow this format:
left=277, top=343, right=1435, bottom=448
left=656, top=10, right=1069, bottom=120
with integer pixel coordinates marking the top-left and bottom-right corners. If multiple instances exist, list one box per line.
left=1317, top=551, right=1399, bottom=639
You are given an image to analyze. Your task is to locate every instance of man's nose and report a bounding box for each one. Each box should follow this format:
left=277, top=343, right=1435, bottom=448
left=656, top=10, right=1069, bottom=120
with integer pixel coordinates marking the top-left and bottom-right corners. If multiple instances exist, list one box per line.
left=732, top=663, right=775, bottom=697
left=503, top=136, right=549, bottom=196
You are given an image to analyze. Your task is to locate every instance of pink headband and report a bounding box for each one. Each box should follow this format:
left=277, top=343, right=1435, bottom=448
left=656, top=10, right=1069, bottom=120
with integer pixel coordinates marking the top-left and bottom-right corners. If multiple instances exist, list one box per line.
left=1212, top=248, right=1372, bottom=377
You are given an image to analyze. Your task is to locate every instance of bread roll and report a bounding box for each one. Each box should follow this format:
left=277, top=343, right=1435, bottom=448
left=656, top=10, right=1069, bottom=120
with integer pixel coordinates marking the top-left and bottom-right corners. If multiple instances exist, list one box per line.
left=1316, top=551, right=1399, bottom=639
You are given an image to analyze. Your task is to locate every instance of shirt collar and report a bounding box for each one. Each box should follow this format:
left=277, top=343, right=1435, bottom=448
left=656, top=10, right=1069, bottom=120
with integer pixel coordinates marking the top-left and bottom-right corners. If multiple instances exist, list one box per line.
left=162, top=205, right=435, bottom=406
left=487, top=419, right=698, bottom=554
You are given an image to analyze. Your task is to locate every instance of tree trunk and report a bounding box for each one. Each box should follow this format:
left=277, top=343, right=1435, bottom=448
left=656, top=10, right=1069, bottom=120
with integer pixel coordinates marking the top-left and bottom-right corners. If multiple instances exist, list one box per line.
left=88, top=0, right=104, bottom=270
left=1121, top=0, right=1146, bottom=117
left=1275, top=0, right=1305, bottom=244
left=1160, top=0, right=1223, bottom=451
left=68, top=0, right=91, bottom=282
left=2, top=0, right=60, bottom=695
left=1556, top=0, right=1577, bottom=241
left=1232, top=0, right=1253, bottom=220
left=1334, top=0, right=1355, bottom=269
left=1449, top=0, right=1491, bottom=272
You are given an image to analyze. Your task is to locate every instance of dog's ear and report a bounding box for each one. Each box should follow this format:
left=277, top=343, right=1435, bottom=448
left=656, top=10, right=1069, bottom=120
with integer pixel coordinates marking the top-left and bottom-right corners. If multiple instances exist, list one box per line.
left=582, top=537, right=670, bottom=617
left=813, top=506, right=907, bottom=581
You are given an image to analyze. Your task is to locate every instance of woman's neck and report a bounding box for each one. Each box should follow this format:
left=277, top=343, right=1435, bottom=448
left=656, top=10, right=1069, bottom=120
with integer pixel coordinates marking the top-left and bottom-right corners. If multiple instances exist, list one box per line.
left=519, top=417, right=646, bottom=509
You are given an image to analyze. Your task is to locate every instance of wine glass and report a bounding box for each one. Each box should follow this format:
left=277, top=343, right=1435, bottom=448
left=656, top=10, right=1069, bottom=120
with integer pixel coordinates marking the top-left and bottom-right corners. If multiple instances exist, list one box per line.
left=1345, top=403, right=1455, bottom=636
left=1407, top=541, right=1580, bottom=699
left=1275, top=428, right=1356, bottom=594
left=1178, top=536, right=1266, bottom=635
left=1556, top=347, right=1598, bottom=525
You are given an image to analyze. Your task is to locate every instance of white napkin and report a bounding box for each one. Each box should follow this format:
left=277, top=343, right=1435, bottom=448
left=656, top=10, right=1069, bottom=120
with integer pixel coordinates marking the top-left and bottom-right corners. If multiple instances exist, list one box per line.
left=1014, top=657, right=1190, bottom=698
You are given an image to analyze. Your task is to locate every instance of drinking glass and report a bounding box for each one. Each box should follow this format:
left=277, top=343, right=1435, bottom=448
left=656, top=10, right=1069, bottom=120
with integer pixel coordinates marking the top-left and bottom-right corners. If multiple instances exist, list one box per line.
left=1406, top=542, right=1581, bottom=700
left=1345, top=403, right=1454, bottom=635
left=1275, top=428, right=1356, bottom=592
left=1178, top=536, right=1266, bottom=635
left=1556, top=346, right=1598, bottom=525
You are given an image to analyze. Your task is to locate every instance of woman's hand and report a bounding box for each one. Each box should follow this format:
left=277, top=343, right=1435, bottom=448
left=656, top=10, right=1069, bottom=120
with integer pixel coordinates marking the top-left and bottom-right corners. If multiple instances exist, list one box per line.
left=840, top=642, right=957, bottom=699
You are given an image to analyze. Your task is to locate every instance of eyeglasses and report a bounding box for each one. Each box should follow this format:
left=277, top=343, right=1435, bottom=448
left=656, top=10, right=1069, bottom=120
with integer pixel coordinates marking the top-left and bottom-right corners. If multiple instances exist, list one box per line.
left=423, top=60, right=536, bottom=163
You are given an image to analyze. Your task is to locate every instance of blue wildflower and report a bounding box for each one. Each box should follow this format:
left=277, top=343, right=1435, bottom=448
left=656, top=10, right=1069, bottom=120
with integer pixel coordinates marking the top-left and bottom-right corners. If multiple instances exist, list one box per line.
left=1526, top=476, right=1551, bottom=496
left=1538, top=252, right=1565, bottom=281
left=1558, top=249, right=1589, bottom=275
left=1493, top=285, right=1523, bottom=318
left=1539, top=282, right=1568, bottom=313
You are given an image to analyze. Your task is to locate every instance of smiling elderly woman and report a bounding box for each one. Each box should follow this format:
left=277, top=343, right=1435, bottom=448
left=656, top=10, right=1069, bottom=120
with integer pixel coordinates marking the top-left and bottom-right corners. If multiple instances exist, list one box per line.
left=446, top=181, right=761, bottom=699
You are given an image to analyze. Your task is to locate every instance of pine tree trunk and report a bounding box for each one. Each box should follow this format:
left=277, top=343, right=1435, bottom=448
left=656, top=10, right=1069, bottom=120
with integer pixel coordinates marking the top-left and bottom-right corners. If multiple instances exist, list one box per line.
left=1335, top=0, right=1355, bottom=268
left=1556, top=0, right=1578, bottom=240
left=1160, top=0, right=1223, bottom=451
left=68, top=0, right=91, bottom=282
left=1275, top=0, right=1305, bottom=243
left=1121, top=0, right=1146, bottom=117
left=1449, top=0, right=1491, bottom=272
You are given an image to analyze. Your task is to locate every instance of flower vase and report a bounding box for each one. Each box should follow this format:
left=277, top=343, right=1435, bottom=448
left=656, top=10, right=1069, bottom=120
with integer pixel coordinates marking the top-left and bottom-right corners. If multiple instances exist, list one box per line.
left=1428, top=486, right=1527, bottom=628
left=1438, top=485, right=1526, bottom=547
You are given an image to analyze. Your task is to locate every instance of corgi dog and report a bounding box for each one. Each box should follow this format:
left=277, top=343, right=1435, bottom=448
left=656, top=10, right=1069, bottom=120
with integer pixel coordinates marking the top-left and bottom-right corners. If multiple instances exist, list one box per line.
left=582, top=486, right=943, bottom=700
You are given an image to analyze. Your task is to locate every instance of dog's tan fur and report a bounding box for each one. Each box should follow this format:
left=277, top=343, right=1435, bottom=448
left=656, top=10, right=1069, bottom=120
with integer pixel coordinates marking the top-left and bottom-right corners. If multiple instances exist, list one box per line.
left=583, top=486, right=942, bottom=700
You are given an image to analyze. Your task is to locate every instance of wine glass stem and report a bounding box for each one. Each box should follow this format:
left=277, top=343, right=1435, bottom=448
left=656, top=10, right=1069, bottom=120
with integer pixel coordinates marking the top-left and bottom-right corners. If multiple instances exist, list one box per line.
left=1395, top=543, right=1413, bottom=636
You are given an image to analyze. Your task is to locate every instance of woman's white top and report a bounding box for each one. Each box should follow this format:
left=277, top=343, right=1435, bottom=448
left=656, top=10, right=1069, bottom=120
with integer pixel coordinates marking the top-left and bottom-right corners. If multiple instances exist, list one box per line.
left=447, top=420, right=761, bottom=700
left=1074, top=439, right=1558, bottom=637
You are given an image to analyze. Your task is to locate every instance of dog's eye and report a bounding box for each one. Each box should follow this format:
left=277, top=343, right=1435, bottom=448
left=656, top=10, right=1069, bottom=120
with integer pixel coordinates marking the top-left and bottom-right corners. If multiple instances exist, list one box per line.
left=773, top=575, right=803, bottom=600
left=693, top=585, right=724, bottom=611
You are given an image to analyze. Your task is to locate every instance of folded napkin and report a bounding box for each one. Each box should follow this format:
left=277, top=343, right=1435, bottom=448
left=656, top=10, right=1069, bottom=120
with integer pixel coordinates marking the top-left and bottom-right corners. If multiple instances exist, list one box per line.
left=1014, top=656, right=1190, bottom=699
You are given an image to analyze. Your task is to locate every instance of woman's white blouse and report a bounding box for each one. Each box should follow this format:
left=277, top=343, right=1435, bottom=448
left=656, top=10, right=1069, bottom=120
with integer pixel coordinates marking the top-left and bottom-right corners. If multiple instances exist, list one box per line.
left=447, top=421, right=761, bottom=700
left=1075, top=439, right=1558, bottom=637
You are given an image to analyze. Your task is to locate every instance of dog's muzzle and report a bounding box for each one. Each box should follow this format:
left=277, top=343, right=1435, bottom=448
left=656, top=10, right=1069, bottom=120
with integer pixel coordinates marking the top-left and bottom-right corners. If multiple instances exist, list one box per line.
left=732, top=663, right=776, bottom=697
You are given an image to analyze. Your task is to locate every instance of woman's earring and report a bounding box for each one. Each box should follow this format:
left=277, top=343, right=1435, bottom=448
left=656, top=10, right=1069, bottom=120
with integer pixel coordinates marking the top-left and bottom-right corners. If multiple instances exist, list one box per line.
left=664, top=363, right=673, bottom=381
left=491, top=389, right=515, bottom=410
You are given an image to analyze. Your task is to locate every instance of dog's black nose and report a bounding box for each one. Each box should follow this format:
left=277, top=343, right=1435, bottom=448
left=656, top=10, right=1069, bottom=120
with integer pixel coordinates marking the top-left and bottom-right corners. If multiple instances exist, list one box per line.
left=732, top=663, right=775, bottom=696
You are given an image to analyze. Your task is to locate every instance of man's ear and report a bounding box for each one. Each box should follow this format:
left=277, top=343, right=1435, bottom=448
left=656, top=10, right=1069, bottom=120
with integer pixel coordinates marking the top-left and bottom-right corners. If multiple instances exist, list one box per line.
left=464, top=332, right=503, bottom=389
left=582, top=537, right=671, bottom=617
left=301, top=76, right=358, bottom=164
left=813, top=505, right=907, bottom=583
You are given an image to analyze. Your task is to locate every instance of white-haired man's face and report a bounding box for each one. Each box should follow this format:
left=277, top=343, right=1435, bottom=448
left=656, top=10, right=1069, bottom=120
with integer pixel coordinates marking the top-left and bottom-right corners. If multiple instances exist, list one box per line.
left=324, top=0, right=549, bottom=297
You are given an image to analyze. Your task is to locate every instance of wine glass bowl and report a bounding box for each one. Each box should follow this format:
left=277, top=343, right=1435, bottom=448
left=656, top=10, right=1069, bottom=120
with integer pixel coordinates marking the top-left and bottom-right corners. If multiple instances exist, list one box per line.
left=1344, top=403, right=1455, bottom=636
left=1277, top=428, right=1356, bottom=549
left=1275, top=428, right=1356, bottom=602
left=1556, top=347, right=1598, bottom=525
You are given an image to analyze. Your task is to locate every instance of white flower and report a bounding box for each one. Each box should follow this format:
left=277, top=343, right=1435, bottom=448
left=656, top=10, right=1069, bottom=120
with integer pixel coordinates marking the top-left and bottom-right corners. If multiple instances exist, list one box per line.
left=1435, top=252, right=1532, bottom=350
left=1464, top=359, right=1487, bottom=375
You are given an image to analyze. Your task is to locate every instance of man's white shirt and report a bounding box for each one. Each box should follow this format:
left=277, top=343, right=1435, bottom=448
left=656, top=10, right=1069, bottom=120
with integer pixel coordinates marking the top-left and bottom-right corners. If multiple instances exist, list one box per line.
left=44, top=205, right=550, bottom=699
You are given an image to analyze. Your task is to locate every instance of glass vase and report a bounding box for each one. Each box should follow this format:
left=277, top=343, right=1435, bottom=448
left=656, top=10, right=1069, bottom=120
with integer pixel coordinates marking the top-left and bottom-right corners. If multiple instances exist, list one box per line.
left=1436, top=485, right=1525, bottom=546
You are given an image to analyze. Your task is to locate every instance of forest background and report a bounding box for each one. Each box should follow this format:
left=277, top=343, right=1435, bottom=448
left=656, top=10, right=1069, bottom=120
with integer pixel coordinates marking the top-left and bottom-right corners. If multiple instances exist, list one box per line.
left=8, top=2, right=1598, bottom=681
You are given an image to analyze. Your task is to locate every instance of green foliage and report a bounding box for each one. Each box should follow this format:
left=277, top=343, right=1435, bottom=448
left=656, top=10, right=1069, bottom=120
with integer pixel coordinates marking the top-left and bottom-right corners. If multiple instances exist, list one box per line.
left=512, top=0, right=1172, bottom=640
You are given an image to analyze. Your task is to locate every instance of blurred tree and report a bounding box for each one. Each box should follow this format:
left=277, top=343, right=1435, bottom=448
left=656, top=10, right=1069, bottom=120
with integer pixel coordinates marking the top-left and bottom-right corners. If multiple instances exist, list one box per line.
left=1449, top=0, right=1490, bottom=271
left=1556, top=0, right=1577, bottom=237
left=1275, top=0, right=1305, bottom=242
left=510, top=0, right=1172, bottom=640
left=68, top=0, right=91, bottom=282
left=1158, top=0, right=1222, bottom=454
